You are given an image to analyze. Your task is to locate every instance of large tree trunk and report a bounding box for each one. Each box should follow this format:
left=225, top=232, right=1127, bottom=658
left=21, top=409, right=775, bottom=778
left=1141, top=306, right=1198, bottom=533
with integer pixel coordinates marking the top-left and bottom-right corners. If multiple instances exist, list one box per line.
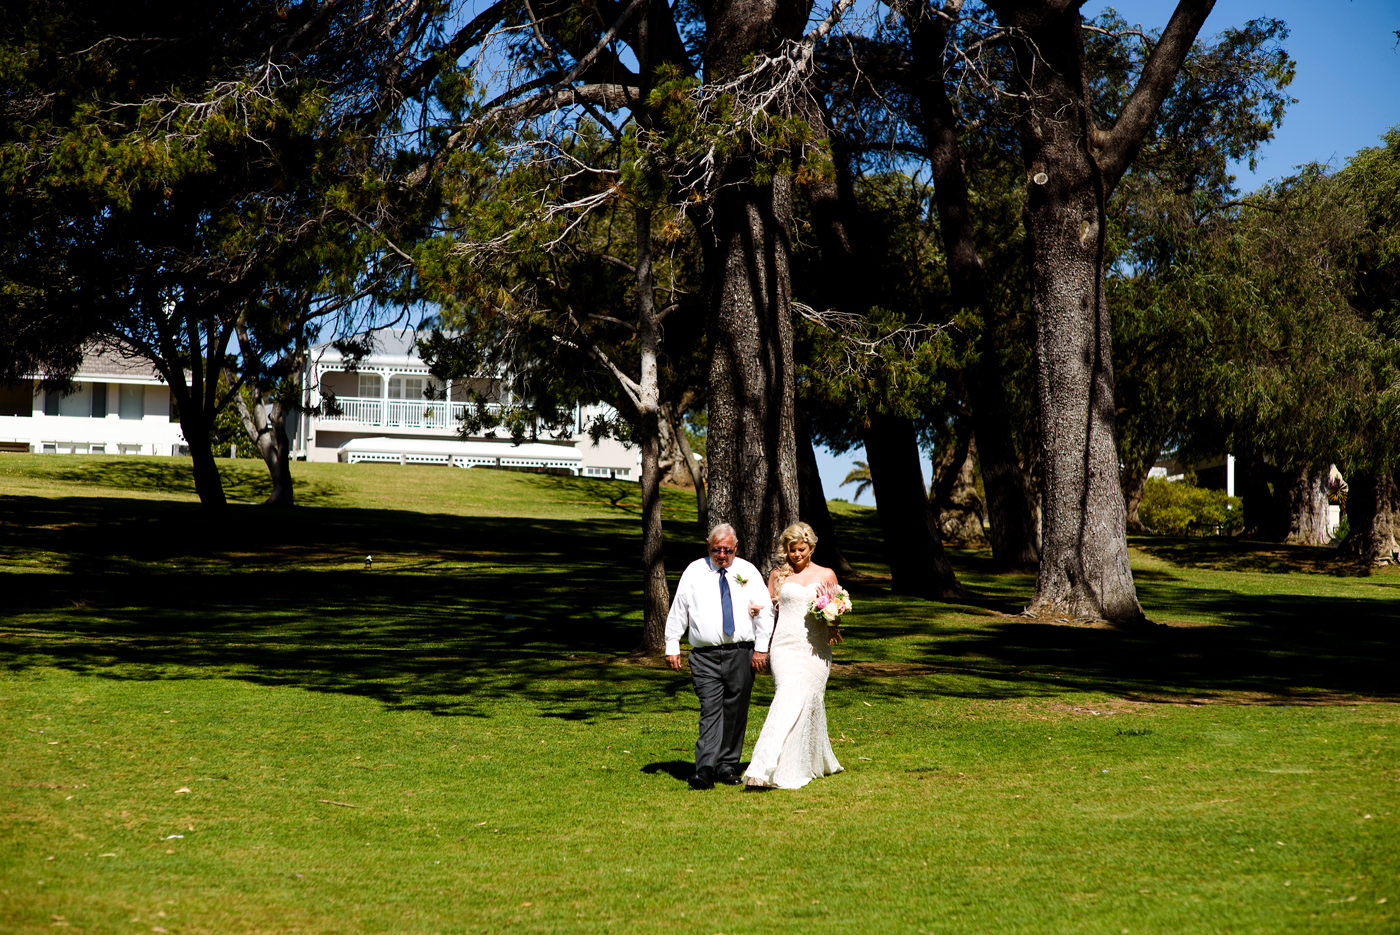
left=1283, top=463, right=1332, bottom=546
left=993, top=2, right=1144, bottom=625
left=700, top=165, right=800, bottom=572
left=171, top=398, right=226, bottom=512
left=159, top=334, right=228, bottom=512
left=930, top=428, right=987, bottom=548
left=634, top=208, right=671, bottom=655
left=232, top=386, right=295, bottom=508
left=987, top=0, right=1213, bottom=623
left=970, top=354, right=1041, bottom=568
left=661, top=399, right=708, bottom=528
left=863, top=414, right=961, bottom=597
left=231, top=324, right=301, bottom=507
left=696, top=0, right=812, bottom=570
left=657, top=403, right=697, bottom=489
left=1345, top=467, right=1400, bottom=566
left=797, top=410, right=856, bottom=577
left=245, top=397, right=295, bottom=508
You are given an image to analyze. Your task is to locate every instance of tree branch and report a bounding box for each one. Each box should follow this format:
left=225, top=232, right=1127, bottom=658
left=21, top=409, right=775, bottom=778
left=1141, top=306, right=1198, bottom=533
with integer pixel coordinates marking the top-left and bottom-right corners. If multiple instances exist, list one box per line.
left=1096, top=0, right=1217, bottom=186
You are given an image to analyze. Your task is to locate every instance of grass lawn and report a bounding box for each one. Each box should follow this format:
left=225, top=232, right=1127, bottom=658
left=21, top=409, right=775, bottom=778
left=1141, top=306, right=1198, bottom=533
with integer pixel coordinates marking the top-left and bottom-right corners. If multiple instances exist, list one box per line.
left=1, top=454, right=1396, bottom=934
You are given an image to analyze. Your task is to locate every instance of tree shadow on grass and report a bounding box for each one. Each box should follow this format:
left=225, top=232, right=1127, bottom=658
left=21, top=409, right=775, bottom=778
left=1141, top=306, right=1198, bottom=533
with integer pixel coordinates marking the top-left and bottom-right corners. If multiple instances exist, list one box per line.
left=3, top=495, right=1396, bottom=719
left=1133, top=535, right=1372, bottom=577
left=40, top=457, right=345, bottom=505
left=0, top=494, right=713, bottom=720
left=830, top=578, right=1398, bottom=708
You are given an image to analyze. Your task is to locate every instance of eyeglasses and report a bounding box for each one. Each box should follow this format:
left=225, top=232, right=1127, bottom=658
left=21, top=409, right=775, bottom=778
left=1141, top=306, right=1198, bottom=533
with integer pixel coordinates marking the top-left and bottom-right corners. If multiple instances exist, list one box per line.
left=709, top=546, right=735, bottom=554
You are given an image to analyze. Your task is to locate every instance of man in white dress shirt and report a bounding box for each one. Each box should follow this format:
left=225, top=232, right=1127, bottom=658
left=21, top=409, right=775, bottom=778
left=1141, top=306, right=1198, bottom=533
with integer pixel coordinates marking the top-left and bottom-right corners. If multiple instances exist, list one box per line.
left=665, top=523, right=774, bottom=789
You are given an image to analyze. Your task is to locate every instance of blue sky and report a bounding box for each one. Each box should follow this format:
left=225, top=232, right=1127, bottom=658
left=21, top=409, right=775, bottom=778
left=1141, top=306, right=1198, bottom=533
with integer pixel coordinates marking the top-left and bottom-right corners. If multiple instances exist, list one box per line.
left=815, top=0, right=1400, bottom=506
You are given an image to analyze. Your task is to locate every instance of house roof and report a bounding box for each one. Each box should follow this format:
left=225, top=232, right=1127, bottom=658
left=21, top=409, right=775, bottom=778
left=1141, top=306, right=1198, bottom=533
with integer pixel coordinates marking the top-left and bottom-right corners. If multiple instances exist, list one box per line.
left=30, top=342, right=168, bottom=384
left=79, top=345, right=164, bottom=379
left=314, top=327, right=430, bottom=367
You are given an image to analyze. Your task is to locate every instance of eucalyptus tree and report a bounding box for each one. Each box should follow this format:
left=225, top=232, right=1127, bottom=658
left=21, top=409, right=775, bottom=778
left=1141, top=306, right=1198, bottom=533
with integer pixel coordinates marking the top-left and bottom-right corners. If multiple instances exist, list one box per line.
left=808, top=1, right=1288, bottom=600
left=794, top=169, right=964, bottom=595
left=1, top=0, right=444, bottom=510
left=414, top=0, right=870, bottom=573
left=415, top=123, right=712, bottom=652
left=1332, top=128, right=1400, bottom=566
left=1097, top=12, right=1293, bottom=530
left=971, top=0, right=1230, bottom=625
left=866, top=0, right=1043, bottom=569
left=1166, top=166, right=1374, bottom=547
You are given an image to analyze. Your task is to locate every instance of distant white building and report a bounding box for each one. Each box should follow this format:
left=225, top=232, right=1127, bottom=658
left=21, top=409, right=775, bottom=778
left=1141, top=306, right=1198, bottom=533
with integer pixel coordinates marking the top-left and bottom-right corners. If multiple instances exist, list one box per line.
left=296, top=328, right=639, bottom=478
left=0, top=346, right=186, bottom=456
left=1, top=331, right=640, bottom=480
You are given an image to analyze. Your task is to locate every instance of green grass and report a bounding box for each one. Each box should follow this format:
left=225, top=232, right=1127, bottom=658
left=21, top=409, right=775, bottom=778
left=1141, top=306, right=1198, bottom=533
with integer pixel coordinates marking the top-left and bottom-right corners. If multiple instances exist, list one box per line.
left=1, top=453, right=1396, bottom=934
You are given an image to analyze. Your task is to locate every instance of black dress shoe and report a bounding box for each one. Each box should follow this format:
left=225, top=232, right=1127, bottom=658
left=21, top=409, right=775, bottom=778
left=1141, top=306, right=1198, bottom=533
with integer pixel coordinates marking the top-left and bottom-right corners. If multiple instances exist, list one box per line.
left=715, top=769, right=742, bottom=785
left=688, top=767, right=715, bottom=790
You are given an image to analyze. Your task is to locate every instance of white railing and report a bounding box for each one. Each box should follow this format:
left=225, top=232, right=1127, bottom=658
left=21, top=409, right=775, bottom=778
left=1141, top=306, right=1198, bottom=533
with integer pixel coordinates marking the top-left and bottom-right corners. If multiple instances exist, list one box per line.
left=322, top=396, right=507, bottom=432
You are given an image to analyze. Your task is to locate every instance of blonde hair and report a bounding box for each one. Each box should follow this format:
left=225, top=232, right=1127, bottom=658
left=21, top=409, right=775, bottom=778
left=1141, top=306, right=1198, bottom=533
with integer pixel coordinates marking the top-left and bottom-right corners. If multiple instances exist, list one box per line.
left=778, top=521, right=818, bottom=557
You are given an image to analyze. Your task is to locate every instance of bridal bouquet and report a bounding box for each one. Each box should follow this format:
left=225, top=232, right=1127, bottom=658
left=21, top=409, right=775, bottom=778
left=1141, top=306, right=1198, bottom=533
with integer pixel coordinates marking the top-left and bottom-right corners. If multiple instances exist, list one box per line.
left=808, top=587, right=852, bottom=623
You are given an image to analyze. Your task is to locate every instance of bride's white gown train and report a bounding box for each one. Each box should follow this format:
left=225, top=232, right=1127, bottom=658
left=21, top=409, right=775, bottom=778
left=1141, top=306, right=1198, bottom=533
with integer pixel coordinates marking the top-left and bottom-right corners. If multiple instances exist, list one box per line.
left=744, top=581, right=843, bottom=789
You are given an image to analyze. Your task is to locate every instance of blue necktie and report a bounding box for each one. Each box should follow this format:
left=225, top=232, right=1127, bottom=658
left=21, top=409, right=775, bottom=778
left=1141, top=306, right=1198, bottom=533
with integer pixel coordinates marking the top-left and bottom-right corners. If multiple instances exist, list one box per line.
left=719, top=569, right=735, bottom=637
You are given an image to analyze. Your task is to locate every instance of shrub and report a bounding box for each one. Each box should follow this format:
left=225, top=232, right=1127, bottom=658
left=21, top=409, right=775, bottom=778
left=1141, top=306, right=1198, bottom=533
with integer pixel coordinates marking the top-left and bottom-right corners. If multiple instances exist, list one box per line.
left=1138, top=475, right=1243, bottom=536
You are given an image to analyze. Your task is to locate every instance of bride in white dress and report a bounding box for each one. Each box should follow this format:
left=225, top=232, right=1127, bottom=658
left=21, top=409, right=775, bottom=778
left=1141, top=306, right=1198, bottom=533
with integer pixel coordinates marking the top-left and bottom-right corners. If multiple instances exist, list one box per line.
left=744, top=522, right=844, bottom=790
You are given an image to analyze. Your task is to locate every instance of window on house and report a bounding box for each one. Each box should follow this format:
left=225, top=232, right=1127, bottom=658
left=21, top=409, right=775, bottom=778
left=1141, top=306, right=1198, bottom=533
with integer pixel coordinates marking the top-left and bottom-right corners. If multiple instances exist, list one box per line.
left=0, top=381, right=31, bottom=417
left=50, top=383, right=94, bottom=418
left=91, top=382, right=107, bottom=417
left=119, top=384, right=145, bottom=420
left=357, top=373, right=383, bottom=398
left=388, top=375, right=426, bottom=401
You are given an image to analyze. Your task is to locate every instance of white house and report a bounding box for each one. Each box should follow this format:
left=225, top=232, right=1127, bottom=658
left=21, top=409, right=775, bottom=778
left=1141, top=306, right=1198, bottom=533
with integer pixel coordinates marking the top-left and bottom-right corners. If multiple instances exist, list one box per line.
left=2, top=331, right=639, bottom=480
left=295, top=328, right=639, bottom=478
left=0, top=346, right=186, bottom=456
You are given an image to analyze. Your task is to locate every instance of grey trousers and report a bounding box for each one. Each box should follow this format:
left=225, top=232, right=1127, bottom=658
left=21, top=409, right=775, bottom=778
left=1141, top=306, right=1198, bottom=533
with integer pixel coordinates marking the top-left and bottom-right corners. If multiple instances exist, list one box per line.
left=688, top=642, right=755, bottom=774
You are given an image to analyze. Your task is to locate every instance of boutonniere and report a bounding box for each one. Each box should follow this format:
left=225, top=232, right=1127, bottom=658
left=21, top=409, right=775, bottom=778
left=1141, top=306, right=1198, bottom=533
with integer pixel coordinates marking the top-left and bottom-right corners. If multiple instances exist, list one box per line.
left=734, top=573, right=749, bottom=586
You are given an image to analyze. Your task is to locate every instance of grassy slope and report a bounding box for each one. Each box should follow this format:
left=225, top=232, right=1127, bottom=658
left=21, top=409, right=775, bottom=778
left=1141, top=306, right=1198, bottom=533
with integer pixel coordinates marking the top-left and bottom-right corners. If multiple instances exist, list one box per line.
left=1, top=454, right=1396, bottom=934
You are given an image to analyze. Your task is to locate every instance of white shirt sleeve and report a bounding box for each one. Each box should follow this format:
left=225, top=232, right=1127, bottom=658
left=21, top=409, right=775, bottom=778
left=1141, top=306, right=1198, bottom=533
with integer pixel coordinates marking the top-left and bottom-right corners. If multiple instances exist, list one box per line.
left=664, top=560, right=701, bottom=655
left=746, top=570, right=776, bottom=650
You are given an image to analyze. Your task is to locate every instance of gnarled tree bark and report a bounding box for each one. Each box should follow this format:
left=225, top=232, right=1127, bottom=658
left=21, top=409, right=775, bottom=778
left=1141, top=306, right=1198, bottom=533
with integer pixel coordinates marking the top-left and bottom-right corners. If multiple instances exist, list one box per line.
left=987, top=0, right=1215, bottom=625
left=1345, top=467, right=1400, bottom=566
left=695, top=0, right=816, bottom=568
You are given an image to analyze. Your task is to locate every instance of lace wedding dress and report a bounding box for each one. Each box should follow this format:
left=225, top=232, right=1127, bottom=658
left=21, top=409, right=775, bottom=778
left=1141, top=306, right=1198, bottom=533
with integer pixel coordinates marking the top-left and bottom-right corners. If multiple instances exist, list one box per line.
left=743, top=581, right=843, bottom=789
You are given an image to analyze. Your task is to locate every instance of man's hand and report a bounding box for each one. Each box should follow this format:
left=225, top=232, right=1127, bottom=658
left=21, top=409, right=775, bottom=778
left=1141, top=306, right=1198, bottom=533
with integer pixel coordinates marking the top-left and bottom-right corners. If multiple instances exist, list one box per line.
left=751, top=651, right=769, bottom=673
left=665, top=653, right=685, bottom=671
left=748, top=601, right=765, bottom=617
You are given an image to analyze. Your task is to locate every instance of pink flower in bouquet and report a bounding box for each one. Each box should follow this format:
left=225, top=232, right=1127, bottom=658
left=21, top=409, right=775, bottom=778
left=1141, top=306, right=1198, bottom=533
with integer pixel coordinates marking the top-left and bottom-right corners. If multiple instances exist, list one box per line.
left=808, top=586, right=852, bottom=623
